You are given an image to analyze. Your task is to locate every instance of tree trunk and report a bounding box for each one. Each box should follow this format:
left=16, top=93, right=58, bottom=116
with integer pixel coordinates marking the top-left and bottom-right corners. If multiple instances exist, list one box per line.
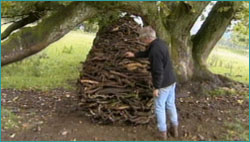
left=1, top=2, right=97, bottom=66
left=192, top=1, right=239, bottom=80
left=159, top=2, right=209, bottom=82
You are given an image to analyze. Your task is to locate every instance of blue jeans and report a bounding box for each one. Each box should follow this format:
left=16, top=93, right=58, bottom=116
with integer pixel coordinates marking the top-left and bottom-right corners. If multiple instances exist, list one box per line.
left=154, top=83, right=178, bottom=132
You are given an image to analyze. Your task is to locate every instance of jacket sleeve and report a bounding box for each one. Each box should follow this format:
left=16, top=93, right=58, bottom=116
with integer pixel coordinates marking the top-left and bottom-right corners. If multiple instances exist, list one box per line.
left=150, top=48, right=164, bottom=89
left=135, top=49, right=149, bottom=58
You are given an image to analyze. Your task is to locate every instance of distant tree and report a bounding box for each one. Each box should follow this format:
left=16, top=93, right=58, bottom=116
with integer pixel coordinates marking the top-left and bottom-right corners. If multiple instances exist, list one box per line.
left=232, top=32, right=249, bottom=49
left=231, top=1, right=249, bottom=49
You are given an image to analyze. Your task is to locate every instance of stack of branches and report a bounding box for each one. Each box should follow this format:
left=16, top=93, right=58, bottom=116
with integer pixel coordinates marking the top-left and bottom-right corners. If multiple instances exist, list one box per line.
left=77, top=16, right=154, bottom=125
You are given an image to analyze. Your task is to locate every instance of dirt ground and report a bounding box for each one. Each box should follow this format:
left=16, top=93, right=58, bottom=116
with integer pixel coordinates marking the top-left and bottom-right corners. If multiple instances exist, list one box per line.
left=1, top=82, right=249, bottom=141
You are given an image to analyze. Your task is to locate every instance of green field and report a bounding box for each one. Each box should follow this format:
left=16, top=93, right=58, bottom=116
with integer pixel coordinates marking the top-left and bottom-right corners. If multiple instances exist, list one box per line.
left=1, top=31, right=94, bottom=90
left=207, top=47, right=249, bottom=84
left=1, top=31, right=249, bottom=90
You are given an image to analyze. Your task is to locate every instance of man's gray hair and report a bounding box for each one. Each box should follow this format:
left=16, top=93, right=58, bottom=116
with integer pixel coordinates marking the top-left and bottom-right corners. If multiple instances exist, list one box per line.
left=139, top=26, right=156, bottom=39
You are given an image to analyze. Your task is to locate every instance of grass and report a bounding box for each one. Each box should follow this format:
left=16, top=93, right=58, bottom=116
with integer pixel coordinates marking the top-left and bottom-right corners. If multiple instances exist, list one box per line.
left=207, top=46, right=249, bottom=84
left=1, top=108, right=20, bottom=130
left=208, top=88, right=235, bottom=97
left=1, top=30, right=94, bottom=91
left=208, top=87, right=249, bottom=101
left=224, top=118, right=249, bottom=141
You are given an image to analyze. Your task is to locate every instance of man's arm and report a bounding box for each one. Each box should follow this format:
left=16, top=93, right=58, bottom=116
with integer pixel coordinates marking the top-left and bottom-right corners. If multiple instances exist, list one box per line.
left=124, top=49, right=149, bottom=58
left=135, top=50, right=149, bottom=58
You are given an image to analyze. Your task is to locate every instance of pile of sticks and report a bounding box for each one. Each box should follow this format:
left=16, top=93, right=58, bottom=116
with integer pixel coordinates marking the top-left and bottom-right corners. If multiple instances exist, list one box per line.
left=77, top=16, right=154, bottom=124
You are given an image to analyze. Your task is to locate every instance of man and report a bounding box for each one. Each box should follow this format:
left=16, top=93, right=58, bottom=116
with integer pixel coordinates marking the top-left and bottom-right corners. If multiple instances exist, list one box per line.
left=125, top=26, right=178, bottom=140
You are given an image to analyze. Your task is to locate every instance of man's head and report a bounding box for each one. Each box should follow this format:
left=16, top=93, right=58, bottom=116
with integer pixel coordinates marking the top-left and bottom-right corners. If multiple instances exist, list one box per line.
left=139, top=26, right=156, bottom=45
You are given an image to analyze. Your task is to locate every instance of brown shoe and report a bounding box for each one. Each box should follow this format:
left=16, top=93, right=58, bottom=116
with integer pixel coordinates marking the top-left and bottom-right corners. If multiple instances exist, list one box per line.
left=158, top=131, right=167, bottom=140
left=170, top=125, right=178, bottom=137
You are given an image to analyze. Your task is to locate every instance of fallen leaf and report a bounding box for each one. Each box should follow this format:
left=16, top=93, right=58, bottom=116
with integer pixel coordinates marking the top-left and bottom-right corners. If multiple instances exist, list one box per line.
left=61, top=130, right=68, bottom=136
left=10, top=133, right=16, bottom=138
left=179, top=98, right=183, bottom=102
left=237, top=100, right=244, bottom=105
left=198, top=134, right=205, bottom=141
left=217, top=117, right=222, bottom=121
left=13, top=96, right=19, bottom=101
left=94, top=137, right=98, bottom=141
left=22, top=123, right=30, bottom=129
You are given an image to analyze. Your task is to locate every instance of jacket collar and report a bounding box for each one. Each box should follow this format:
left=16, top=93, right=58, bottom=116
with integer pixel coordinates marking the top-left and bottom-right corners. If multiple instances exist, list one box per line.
left=149, top=38, right=159, bottom=47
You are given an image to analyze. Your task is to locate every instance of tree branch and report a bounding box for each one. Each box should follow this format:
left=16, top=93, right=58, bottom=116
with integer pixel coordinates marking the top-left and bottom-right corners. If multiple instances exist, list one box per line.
left=165, top=1, right=210, bottom=34
left=1, top=20, right=17, bottom=25
left=192, top=1, right=239, bottom=66
left=1, top=1, right=68, bottom=18
left=1, top=2, right=97, bottom=66
left=2, top=14, right=30, bottom=19
left=1, top=12, right=42, bottom=40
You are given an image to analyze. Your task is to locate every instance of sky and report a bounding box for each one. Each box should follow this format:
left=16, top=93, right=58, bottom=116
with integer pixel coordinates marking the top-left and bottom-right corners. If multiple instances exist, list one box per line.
left=190, top=2, right=216, bottom=35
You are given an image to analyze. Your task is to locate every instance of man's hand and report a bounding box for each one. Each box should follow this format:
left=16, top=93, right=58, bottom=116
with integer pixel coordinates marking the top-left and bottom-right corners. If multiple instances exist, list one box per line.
left=124, top=52, right=135, bottom=58
left=153, top=89, right=159, bottom=97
